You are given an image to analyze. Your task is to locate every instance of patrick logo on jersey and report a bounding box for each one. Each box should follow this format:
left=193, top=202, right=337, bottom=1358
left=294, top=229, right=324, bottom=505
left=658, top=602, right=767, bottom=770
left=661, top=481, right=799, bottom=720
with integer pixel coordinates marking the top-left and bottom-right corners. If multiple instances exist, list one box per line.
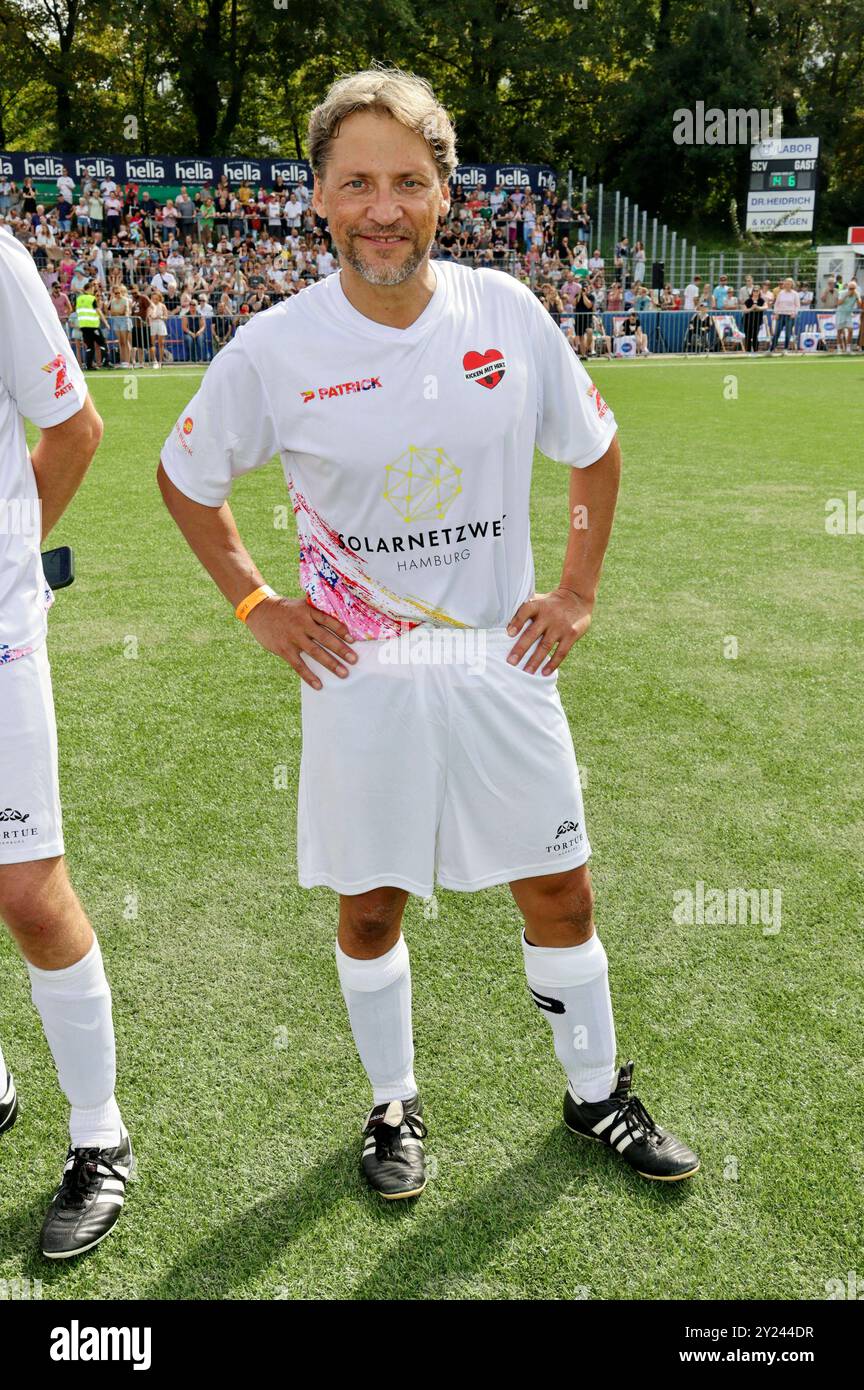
left=41, top=353, right=75, bottom=401
left=301, top=376, right=383, bottom=404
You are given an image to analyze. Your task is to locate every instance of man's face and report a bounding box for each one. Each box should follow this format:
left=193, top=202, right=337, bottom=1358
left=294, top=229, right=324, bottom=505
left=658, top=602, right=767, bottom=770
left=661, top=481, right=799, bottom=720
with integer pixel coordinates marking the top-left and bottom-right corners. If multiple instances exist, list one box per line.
left=312, top=109, right=450, bottom=287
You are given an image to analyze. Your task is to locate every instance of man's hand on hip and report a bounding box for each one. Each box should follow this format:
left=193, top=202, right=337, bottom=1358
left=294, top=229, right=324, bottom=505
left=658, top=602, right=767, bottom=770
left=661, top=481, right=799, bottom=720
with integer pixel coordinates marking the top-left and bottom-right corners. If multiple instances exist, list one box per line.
left=506, top=588, right=593, bottom=675
left=245, top=596, right=357, bottom=690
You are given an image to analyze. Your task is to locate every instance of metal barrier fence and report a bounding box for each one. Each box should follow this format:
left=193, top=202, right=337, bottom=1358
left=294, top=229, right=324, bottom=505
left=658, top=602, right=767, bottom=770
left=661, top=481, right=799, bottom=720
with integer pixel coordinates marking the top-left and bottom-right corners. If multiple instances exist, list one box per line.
left=62, top=313, right=242, bottom=366
left=60, top=306, right=858, bottom=369
left=562, top=178, right=820, bottom=292
left=550, top=309, right=858, bottom=354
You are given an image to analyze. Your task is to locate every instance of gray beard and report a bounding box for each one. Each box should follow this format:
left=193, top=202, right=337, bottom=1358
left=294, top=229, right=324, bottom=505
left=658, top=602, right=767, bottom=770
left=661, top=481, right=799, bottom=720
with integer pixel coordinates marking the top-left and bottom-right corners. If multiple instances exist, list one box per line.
left=338, top=232, right=434, bottom=286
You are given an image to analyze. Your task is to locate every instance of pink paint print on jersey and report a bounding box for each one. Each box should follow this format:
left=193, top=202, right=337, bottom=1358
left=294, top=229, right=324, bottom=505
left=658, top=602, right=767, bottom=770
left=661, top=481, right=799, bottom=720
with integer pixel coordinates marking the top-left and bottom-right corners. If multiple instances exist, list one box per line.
left=289, top=476, right=465, bottom=640
left=0, top=643, right=35, bottom=664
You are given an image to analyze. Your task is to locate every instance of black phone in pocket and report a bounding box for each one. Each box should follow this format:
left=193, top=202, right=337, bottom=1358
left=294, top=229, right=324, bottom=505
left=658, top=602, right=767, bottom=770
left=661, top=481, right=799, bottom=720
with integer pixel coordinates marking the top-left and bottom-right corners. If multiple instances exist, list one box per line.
left=41, top=545, right=75, bottom=590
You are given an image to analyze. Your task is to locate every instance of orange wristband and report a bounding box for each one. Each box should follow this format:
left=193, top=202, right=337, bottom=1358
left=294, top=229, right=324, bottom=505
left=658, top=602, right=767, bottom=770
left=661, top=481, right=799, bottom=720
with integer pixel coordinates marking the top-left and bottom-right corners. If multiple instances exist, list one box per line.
left=235, top=584, right=276, bottom=623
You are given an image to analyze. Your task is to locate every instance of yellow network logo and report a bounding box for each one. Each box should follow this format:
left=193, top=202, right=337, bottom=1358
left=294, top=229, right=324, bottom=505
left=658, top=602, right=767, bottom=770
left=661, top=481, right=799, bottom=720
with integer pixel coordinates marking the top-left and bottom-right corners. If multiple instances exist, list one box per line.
left=383, top=446, right=462, bottom=523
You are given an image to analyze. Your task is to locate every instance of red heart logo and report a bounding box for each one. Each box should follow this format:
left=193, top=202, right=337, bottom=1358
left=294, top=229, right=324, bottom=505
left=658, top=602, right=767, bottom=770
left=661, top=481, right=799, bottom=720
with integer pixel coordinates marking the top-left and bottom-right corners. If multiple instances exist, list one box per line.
left=463, top=348, right=506, bottom=389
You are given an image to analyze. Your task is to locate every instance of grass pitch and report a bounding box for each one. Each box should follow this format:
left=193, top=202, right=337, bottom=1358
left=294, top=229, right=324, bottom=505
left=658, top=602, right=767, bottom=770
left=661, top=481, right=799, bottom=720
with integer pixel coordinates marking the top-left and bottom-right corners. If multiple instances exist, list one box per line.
left=1, top=356, right=861, bottom=1300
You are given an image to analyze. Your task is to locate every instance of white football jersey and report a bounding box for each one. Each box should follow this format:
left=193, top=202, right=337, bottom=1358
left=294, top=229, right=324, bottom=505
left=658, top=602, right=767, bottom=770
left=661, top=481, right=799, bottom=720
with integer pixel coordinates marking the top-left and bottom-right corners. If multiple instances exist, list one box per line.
left=160, top=260, right=617, bottom=638
left=0, top=227, right=88, bottom=664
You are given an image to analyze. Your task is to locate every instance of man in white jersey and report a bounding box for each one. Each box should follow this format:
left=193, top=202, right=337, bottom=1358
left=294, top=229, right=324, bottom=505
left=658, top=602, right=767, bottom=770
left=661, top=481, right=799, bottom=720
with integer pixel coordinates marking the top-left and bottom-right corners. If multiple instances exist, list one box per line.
left=159, top=66, right=699, bottom=1196
left=0, top=227, right=133, bottom=1255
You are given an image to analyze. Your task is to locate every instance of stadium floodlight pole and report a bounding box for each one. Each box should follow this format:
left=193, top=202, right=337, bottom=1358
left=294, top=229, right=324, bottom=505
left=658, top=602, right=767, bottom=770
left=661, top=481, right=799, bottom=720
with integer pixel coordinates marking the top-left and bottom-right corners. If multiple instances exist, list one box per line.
left=633, top=203, right=639, bottom=245
left=642, top=209, right=647, bottom=248
left=661, top=224, right=667, bottom=265
left=681, top=239, right=687, bottom=288
left=651, top=217, right=657, bottom=263
left=582, top=174, right=587, bottom=206
left=613, top=190, right=620, bottom=249
left=622, top=196, right=629, bottom=245
left=597, top=183, right=604, bottom=257
left=670, top=231, right=677, bottom=288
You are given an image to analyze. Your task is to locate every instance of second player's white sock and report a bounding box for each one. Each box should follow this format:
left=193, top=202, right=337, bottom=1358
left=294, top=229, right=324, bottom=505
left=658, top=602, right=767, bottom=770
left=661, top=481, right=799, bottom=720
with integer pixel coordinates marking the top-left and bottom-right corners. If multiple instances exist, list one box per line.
left=522, top=929, right=618, bottom=1103
left=335, top=935, right=417, bottom=1104
left=27, top=936, right=124, bottom=1148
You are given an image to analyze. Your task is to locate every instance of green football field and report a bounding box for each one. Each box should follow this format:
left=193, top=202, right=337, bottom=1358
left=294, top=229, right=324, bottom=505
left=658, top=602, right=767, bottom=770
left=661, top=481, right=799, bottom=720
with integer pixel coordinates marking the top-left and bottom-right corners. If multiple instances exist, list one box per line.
left=1, top=356, right=861, bottom=1301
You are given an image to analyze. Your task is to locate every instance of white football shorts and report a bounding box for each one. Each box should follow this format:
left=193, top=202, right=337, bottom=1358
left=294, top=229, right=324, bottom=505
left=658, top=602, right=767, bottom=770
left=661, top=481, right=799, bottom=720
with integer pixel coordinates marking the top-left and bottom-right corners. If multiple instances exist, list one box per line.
left=297, top=624, right=591, bottom=896
left=0, top=642, right=64, bottom=864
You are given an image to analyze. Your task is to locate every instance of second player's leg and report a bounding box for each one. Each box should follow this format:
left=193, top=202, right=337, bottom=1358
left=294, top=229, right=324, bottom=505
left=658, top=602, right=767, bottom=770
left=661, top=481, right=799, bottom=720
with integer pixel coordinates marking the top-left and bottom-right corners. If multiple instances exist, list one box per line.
left=0, top=855, right=124, bottom=1144
left=0, top=855, right=92, bottom=969
left=0, top=854, right=134, bottom=1251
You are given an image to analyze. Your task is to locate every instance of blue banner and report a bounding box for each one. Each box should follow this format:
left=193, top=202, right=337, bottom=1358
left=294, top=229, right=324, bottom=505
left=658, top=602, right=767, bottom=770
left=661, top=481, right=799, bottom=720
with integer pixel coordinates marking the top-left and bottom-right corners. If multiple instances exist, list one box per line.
left=0, top=152, right=557, bottom=194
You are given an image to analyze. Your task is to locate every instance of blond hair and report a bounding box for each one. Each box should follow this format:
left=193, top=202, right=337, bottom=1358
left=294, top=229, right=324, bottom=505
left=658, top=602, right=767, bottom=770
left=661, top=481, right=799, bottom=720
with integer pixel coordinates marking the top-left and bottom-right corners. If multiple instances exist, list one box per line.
left=307, top=63, right=457, bottom=186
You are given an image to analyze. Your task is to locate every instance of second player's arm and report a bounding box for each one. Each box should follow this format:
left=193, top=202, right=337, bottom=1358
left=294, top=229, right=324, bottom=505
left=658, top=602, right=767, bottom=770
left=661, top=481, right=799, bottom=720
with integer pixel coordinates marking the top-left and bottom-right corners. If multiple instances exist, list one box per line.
left=156, top=461, right=356, bottom=689
left=30, top=394, right=104, bottom=541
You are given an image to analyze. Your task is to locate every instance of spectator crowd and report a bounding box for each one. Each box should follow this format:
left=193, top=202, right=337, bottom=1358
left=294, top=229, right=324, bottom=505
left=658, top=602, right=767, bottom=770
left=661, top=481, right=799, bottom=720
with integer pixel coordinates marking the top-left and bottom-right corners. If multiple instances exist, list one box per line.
left=1, top=166, right=860, bottom=365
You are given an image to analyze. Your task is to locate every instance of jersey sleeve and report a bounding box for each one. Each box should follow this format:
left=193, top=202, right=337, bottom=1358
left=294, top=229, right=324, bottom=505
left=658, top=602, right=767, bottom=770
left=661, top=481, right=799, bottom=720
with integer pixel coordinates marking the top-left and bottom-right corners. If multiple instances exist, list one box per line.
left=530, top=294, right=617, bottom=467
left=0, top=230, right=88, bottom=427
left=159, top=333, right=280, bottom=506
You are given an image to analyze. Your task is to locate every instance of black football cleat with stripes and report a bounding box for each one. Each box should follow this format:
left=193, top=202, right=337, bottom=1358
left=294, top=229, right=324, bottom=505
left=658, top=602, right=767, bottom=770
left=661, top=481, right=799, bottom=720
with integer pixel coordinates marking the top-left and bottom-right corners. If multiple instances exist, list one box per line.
left=361, top=1096, right=427, bottom=1200
left=41, top=1132, right=134, bottom=1259
left=564, top=1061, right=700, bottom=1181
left=0, top=1072, right=17, bottom=1135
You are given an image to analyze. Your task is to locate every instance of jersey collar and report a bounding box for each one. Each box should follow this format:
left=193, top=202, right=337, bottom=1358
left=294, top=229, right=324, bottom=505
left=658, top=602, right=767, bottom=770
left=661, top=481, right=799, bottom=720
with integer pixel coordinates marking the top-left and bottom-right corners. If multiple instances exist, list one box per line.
left=329, top=260, right=447, bottom=340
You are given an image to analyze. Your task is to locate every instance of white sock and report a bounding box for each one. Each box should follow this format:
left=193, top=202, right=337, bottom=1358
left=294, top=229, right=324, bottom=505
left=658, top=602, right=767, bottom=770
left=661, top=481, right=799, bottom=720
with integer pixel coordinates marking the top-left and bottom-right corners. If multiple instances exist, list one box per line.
left=335, top=935, right=417, bottom=1105
left=27, top=936, right=124, bottom=1148
left=521, top=928, right=617, bottom=1103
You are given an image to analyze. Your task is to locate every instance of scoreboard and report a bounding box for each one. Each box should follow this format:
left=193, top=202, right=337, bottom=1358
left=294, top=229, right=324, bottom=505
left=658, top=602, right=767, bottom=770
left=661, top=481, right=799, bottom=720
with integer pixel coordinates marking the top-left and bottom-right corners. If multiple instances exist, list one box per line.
left=749, top=161, right=817, bottom=192
left=746, top=137, right=820, bottom=233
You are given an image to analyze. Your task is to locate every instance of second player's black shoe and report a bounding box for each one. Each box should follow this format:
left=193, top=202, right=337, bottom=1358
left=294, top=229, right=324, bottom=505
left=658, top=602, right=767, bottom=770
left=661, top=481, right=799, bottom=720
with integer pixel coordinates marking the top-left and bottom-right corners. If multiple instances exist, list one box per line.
left=0, top=1073, right=17, bottom=1135
left=41, top=1132, right=134, bottom=1259
left=564, top=1061, right=700, bottom=1182
left=361, top=1097, right=427, bottom=1200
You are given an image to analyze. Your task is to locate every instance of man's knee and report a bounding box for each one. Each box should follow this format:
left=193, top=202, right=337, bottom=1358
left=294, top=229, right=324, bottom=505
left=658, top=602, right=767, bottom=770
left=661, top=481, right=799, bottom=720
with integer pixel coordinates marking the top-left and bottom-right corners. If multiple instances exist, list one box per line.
left=339, top=888, right=408, bottom=949
left=513, top=867, right=595, bottom=945
left=555, top=876, right=594, bottom=938
left=0, top=857, right=81, bottom=937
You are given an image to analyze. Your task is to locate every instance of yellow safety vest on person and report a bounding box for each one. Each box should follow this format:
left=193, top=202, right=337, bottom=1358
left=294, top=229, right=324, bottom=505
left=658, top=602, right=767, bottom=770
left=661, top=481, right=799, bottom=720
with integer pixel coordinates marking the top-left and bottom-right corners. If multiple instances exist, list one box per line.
left=76, top=292, right=100, bottom=328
